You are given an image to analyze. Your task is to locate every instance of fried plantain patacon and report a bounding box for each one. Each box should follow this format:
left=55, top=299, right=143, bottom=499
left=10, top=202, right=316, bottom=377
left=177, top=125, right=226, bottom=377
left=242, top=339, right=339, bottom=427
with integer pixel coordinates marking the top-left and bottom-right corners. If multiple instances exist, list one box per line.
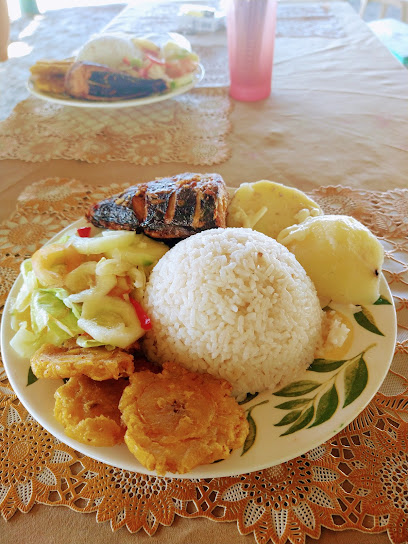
left=30, top=339, right=134, bottom=381
left=29, top=59, right=74, bottom=95
left=119, top=362, right=249, bottom=475
left=54, top=375, right=128, bottom=447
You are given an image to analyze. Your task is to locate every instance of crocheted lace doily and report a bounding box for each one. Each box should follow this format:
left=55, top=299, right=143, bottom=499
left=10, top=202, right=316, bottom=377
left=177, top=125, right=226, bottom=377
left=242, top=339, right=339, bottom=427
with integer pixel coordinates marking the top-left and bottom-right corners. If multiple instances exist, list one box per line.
left=0, top=88, right=231, bottom=165
left=1, top=181, right=407, bottom=544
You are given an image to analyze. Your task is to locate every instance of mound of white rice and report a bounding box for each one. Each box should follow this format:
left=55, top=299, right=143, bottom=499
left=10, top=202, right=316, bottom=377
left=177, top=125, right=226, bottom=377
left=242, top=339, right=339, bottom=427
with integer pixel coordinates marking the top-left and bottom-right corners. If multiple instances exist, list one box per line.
left=143, top=228, right=322, bottom=398
left=76, top=35, right=141, bottom=69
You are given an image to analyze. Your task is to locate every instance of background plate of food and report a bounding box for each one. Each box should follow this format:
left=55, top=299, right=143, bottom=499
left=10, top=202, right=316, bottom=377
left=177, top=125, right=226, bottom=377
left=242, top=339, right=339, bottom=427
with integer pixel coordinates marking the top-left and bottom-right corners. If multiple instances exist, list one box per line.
left=1, top=174, right=398, bottom=478
left=27, top=33, right=204, bottom=108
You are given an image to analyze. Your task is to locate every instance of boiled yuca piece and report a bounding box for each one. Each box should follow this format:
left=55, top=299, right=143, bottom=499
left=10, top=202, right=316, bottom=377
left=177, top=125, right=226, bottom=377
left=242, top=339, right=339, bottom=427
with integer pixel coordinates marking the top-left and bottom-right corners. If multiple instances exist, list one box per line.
left=277, top=215, right=384, bottom=305
left=227, top=180, right=322, bottom=239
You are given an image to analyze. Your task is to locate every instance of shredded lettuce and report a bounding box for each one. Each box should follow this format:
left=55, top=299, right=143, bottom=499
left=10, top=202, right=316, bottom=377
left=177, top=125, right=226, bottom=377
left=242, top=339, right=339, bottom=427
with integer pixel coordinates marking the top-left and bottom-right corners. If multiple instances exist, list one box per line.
left=10, top=317, right=77, bottom=359
left=13, top=260, right=38, bottom=313
left=9, top=229, right=169, bottom=357
left=10, top=323, right=40, bottom=358
left=30, top=288, right=81, bottom=336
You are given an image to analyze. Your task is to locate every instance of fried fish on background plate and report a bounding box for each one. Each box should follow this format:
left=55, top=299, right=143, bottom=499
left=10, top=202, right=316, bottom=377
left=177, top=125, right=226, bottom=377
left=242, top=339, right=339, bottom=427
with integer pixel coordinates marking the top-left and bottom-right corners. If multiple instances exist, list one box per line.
left=65, top=62, right=168, bottom=101
left=54, top=375, right=128, bottom=447
left=119, top=362, right=249, bottom=475
left=30, top=338, right=134, bottom=381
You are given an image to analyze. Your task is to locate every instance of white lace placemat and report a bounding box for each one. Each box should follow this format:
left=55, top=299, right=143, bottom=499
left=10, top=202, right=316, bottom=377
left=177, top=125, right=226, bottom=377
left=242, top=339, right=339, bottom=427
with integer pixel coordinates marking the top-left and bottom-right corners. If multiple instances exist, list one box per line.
left=0, top=88, right=232, bottom=165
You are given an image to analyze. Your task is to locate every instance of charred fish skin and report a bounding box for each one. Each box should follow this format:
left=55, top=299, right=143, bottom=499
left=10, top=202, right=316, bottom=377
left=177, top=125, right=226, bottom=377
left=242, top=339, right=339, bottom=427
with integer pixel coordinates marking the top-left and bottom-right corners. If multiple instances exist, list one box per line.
left=65, top=62, right=168, bottom=101
left=137, top=173, right=229, bottom=238
left=86, top=189, right=141, bottom=231
left=139, top=177, right=197, bottom=238
left=86, top=173, right=229, bottom=239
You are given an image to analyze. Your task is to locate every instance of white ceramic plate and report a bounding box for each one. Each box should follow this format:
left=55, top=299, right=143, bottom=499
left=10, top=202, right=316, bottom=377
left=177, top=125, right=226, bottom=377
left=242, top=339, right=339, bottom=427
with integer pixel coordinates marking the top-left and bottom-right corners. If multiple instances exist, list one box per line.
left=27, top=64, right=204, bottom=108
left=1, top=220, right=397, bottom=478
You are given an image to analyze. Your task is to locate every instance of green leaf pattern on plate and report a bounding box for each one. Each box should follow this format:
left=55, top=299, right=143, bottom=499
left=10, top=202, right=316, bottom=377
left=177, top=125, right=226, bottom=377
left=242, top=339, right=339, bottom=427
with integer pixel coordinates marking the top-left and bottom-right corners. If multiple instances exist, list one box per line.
left=275, top=410, right=303, bottom=427
left=343, top=354, right=368, bottom=407
left=242, top=411, right=257, bottom=456
left=273, top=380, right=321, bottom=397
left=238, top=392, right=259, bottom=405
left=354, top=306, right=384, bottom=336
left=309, top=384, right=338, bottom=428
left=281, top=406, right=315, bottom=436
left=309, top=358, right=347, bottom=373
left=373, top=295, right=392, bottom=305
left=275, top=398, right=311, bottom=410
left=273, top=347, right=374, bottom=436
left=241, top=400, right=269, bottom=456
left=240, top=296, right=388, bottom=447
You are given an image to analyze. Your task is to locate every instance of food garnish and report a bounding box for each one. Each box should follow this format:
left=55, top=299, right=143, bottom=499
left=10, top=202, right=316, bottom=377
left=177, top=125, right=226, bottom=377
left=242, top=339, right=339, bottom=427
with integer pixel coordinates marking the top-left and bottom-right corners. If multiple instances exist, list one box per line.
left=129, top=298, right=152, bottom=331
left=119, top=362, right=249, bottom=475
left=77, top=226, right=91, bottom=238
left=54, top=375, right=128, bottom=447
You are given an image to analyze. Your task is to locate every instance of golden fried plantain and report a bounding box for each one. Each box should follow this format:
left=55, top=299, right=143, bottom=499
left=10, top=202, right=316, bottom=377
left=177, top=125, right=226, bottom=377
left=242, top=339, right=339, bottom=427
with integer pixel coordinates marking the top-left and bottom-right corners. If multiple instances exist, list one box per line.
left=29, top=59, right=73, bottom=95
left=31, top=338, right=134, bottom=381
left=119, top=362, right=249, bottom=475
left=54, top=375, right=128, bottom=447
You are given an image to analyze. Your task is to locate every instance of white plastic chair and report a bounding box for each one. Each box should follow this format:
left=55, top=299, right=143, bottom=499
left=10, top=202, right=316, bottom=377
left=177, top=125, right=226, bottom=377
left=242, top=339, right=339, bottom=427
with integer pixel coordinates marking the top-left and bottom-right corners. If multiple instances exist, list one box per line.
left=359, top=0, right=408, bottom=22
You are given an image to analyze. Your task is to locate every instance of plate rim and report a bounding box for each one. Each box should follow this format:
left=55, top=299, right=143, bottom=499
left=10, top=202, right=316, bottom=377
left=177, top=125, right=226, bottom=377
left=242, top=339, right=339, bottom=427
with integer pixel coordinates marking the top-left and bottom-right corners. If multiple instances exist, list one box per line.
left=0, top=219, right=397, bottom=478
left=26, top=64, right=205, bottom=108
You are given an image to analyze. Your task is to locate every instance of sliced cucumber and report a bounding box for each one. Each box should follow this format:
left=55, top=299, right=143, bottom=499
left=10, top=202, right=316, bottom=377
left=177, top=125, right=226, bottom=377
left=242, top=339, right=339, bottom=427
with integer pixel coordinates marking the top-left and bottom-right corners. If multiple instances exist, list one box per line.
left=106, top=236, right=168, bottom=267
left=78, top=295, right=144, bottom=349
left=170, top=73, right=194, bottom=90
left=65, top=261, right=97, bottom=293
left=106, top=249, right=157, bottom=267
left=95, top=257, right=130, bottom=277
left=66, top=273, right=117, bottom=304
left=71, top=231, right=136, bottom=255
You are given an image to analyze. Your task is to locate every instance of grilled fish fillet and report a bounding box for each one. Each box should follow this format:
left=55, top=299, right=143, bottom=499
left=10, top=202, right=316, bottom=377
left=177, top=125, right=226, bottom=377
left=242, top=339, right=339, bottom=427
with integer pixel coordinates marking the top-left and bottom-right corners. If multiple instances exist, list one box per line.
left=86, top=173, right=229, bottom=239
left=65, top=61, right=168, bottom=101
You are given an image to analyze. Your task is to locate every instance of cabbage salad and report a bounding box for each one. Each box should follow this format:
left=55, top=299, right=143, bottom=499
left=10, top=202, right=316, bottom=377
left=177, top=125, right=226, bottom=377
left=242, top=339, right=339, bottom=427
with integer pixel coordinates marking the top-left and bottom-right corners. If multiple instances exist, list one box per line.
left=10, top=226, right=168, bottom=359
left=122, top=37, right=200, bottom=90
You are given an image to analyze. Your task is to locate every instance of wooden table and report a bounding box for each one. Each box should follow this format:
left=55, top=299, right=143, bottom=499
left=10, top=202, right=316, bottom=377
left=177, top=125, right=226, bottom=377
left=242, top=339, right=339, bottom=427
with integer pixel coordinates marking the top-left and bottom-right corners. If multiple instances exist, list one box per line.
left=0, top=2, right=407, bottom=543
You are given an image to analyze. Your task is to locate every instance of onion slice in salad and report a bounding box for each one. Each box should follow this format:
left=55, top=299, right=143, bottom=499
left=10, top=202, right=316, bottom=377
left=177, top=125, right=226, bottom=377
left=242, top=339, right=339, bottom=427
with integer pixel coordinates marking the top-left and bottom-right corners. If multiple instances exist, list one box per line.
left=78, top=295, right=144, bottom=349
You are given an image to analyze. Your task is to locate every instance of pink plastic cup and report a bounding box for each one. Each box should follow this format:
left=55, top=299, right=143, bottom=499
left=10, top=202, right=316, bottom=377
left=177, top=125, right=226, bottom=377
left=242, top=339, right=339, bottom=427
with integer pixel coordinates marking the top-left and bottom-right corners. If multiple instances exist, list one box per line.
left=226, top=0, right=278, bottom=102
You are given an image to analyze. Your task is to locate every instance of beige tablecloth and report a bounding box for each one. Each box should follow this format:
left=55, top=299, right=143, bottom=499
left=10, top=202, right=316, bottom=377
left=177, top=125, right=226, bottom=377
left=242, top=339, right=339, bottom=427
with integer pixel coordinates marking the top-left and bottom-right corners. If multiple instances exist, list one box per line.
left=0, top=0, right=407, bottom=223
